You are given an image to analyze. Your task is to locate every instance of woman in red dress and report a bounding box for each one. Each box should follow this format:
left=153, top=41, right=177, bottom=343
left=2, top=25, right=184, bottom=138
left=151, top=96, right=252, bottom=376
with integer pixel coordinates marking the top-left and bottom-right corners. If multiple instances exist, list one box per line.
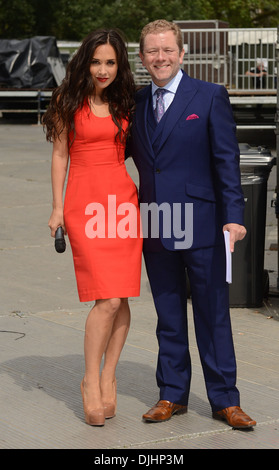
left=43, top=30, right=142, bottom=426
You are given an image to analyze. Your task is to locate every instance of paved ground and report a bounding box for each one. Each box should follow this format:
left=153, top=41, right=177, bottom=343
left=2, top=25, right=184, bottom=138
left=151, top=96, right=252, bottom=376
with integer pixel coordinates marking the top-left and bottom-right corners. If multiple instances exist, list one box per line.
left=0, top=124, right=278, bottom=450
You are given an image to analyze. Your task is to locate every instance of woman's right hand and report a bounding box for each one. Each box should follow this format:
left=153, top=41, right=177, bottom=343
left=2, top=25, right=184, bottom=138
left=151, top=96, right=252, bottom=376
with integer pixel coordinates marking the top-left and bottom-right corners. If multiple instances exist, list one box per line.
left=48, top=208, right=66, bottom=238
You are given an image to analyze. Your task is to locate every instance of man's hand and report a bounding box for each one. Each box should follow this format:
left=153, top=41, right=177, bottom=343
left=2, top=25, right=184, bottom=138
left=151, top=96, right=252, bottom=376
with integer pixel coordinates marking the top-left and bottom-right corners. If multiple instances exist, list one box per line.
left=223, top=223, right=246, bottom=252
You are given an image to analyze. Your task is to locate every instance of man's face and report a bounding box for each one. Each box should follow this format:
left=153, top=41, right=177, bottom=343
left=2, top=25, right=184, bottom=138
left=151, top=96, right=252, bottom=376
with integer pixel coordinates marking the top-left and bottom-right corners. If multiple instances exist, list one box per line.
left=140, top=30, right=185, bottom=87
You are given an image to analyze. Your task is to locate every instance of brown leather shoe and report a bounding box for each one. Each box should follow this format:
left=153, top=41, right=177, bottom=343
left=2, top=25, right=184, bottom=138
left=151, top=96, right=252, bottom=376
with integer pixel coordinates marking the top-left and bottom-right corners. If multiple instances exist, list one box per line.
left=213, top=406, right=256, bottom=429
left=142, top=400, right=187, bottom=422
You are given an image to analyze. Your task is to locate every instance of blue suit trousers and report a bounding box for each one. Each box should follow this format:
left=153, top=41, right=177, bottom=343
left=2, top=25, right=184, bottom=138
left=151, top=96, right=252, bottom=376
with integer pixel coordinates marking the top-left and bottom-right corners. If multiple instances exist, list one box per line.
left=144, top=243, right=240, bottom=412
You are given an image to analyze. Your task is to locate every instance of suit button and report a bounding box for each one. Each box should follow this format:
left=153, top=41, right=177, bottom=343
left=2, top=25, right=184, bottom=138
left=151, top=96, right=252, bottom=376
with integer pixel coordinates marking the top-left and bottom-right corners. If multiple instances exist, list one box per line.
left=155, top=168, right=161, bottom=173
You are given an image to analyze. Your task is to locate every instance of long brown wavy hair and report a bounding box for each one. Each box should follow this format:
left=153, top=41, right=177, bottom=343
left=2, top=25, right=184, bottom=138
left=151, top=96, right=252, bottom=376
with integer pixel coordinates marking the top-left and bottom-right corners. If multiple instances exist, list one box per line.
left=42, top=29, right=135, bottom=145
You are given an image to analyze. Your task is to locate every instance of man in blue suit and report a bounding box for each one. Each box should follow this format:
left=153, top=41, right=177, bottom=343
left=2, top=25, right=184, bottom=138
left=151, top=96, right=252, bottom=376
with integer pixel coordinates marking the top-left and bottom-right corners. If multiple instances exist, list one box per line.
left=129, top=20, right=256, bottom=428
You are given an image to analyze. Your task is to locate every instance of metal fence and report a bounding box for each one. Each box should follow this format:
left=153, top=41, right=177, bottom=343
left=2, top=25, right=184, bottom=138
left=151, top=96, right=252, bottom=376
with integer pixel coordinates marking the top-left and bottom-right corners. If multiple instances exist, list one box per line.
left=1, top=28, right=277, bottom=124
left=127, top=28, right=278, bottom=93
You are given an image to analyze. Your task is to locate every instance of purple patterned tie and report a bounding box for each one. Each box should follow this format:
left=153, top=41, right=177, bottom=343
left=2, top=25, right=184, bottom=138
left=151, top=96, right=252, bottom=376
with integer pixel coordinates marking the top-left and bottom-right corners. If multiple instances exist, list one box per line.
left=155, top=88, right=167, bottom=122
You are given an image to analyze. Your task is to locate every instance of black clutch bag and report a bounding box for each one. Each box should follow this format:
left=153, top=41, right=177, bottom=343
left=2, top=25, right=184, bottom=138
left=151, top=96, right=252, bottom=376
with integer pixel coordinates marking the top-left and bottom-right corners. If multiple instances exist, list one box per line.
left=55, top=226, right=66, bottom=253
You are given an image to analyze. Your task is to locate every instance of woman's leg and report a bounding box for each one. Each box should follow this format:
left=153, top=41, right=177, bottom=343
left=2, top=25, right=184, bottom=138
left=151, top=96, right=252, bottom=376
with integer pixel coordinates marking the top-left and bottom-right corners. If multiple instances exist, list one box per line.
left=100, top=298, right=131, bottom=415
left=81, top=297, right=121, bottom=423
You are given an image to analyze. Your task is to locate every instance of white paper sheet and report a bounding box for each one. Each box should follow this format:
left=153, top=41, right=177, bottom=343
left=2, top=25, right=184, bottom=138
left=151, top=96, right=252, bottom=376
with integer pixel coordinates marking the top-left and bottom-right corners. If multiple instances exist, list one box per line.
left=224, top=230, right=232, bottom=284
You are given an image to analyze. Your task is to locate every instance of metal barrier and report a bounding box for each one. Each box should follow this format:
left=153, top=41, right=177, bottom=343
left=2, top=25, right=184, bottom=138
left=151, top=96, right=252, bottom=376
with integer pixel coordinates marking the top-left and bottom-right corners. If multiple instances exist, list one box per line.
left=127, top=28, right=277, bottom=93
left=1, top=29, right=278, bottom=92
left=0, top=90, right=52, bottom=124
left=0, top=29, right=277, bottom=126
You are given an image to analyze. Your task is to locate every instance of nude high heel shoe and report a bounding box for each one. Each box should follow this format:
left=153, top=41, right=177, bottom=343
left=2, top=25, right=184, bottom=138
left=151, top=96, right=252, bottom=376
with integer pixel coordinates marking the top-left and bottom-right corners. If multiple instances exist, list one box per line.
left=80, top=379, right=105, bottom=426
left=103, top=380, right=117, bottom=419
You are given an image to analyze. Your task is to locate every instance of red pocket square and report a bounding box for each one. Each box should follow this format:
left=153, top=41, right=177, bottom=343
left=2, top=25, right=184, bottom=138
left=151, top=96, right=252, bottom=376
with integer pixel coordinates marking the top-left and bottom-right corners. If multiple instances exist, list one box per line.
left=186, top=114, right=199, bottom=120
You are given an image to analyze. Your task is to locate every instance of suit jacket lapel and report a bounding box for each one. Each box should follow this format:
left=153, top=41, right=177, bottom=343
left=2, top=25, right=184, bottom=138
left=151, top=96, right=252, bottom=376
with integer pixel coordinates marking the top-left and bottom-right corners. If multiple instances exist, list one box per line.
left=156, top=73, right=198, bottom=154
left=134, top=73, right=198, bottom=157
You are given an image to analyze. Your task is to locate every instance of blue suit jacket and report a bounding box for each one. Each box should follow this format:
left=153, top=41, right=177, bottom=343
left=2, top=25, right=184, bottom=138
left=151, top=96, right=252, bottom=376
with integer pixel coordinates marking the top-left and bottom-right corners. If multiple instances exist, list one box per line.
left=130, top=71, right=245, bottom=251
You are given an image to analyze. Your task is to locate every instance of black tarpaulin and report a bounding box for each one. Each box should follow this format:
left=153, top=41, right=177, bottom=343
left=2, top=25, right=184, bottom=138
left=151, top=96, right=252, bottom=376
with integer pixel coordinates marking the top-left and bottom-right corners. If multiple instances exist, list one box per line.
left=0, top=36, right=64, bottom=88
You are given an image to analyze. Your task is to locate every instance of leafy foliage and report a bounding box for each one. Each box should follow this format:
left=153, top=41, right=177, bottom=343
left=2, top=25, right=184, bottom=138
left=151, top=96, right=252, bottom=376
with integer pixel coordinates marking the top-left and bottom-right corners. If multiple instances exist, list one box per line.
left=0, top=0, right=278, bottom=40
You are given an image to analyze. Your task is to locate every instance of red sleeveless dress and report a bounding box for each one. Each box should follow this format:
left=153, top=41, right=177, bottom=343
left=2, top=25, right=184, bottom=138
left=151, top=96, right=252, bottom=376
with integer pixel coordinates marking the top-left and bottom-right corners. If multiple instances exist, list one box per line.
left=63, top=104, right=142, bottom=301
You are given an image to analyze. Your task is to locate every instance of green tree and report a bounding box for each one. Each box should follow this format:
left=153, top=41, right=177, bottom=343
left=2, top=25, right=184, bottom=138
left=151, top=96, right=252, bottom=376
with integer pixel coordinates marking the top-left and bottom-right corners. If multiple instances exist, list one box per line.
left=0, top=0, right=278, bottom=41
left=82, top=0, right=209, bottom=41
left=205, top=0, right=279, bottom=27
left=0, top=0, right=35, bottom=38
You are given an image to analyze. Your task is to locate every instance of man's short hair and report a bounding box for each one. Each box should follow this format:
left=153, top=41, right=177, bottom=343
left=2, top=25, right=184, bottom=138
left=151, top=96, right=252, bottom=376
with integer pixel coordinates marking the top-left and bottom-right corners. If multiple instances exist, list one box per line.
left=140, top=19, right=183, bottom=54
